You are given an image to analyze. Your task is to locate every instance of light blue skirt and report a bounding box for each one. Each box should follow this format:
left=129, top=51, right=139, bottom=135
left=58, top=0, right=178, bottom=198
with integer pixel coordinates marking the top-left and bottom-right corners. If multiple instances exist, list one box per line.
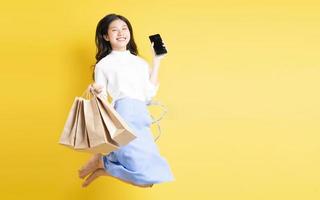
left=102, top=97, right=174, bottom=185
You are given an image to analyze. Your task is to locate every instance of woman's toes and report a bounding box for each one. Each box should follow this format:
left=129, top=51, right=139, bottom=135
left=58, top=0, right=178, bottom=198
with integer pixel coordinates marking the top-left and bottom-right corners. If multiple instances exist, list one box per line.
left=79, top=163, right=96, bottom=179
left=82, top=168, right=107, bottom=187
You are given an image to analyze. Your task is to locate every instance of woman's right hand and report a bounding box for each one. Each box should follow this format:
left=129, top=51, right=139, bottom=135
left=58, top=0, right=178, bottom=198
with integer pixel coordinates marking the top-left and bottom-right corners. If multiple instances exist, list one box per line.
left=89, top=83, right=103, bottom=94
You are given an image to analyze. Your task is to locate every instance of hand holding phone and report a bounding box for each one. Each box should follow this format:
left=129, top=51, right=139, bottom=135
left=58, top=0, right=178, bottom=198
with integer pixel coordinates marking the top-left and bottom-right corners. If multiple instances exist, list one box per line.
left=149, top=34, right=167, bottom=56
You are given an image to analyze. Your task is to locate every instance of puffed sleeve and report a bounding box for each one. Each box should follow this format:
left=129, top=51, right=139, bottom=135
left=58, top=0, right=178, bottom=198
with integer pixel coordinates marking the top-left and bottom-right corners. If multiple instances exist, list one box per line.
left=144, top=64, right=160, bottom=102
left=94, top=64, right=108, bottom=99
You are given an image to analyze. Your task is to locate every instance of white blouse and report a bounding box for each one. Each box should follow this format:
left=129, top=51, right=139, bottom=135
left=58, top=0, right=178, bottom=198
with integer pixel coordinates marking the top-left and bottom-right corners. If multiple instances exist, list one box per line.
left=94, top=49, right=159, bottom=106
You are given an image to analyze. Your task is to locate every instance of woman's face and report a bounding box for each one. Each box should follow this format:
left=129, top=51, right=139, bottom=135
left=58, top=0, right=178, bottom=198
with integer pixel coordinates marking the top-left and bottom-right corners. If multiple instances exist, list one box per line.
left=104, top=19, right=131, bottom=51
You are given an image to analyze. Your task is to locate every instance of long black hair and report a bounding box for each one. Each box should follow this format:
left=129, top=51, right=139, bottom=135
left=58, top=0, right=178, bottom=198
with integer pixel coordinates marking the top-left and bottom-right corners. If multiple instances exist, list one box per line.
left=92, top=13, right=138, bottom=80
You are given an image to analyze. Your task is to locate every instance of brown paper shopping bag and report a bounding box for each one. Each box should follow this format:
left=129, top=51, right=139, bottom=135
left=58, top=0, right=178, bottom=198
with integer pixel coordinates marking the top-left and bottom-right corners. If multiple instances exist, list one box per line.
left=59, top=86, right=136, bottom=155
left=59, top=97, right=119, bottom=154
left=95, top=94, right=136, bottom=146
left=81, top=96, right=119, bottom=154
left=59, top=98, right=92, bottom=150
left=73, top=99, right=90, bottom=149
left=59, top=97, right=81, bottom=147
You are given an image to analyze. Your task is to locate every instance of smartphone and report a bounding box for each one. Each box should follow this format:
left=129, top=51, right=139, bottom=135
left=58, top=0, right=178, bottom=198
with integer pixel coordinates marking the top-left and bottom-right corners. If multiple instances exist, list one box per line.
left=149, top=34, right=167, bottom=55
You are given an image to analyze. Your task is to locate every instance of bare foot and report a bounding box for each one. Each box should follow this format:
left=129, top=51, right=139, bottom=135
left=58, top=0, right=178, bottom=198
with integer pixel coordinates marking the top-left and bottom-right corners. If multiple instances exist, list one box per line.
left=78, top=153, right=104, bottom=179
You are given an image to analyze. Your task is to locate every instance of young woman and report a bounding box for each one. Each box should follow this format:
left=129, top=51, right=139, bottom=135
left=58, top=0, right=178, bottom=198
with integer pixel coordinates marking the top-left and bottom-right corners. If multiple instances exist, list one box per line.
left=78, top=13, right=174, bottom=188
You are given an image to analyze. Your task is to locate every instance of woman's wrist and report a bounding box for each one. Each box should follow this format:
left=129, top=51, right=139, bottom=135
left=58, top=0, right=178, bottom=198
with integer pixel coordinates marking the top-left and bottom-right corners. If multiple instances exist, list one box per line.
left=152, top=59, right=161, bottom=68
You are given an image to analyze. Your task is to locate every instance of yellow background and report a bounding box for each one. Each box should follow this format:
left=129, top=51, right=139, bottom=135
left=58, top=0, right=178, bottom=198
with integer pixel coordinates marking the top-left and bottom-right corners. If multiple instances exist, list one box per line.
left=0, top=0, right=319, bottom=199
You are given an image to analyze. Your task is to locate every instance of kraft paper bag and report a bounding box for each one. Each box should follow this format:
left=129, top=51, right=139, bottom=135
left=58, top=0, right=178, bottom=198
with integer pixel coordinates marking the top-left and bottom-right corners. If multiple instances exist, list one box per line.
left=81, top=96, right=119, bottom=154
left=59, top=98, right=92, bottom=150
left=59, top=97, right=81, bottom=147
left=59, top=86, right=137, bottom=155
left=73, top=99, right=90, bottom=149
left=95, top=93, right=136, bottom=146
left=59, top=96, right=119, bottom=155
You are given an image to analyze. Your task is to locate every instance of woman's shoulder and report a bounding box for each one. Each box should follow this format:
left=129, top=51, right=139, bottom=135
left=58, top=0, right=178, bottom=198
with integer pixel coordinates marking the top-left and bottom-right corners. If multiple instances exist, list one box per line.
left=95, top=54, right=114, bottom=68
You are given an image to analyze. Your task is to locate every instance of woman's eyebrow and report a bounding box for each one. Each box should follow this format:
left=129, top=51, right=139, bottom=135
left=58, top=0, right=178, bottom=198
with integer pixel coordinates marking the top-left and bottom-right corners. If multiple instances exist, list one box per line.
left=110, top=25, right=128, bottom=29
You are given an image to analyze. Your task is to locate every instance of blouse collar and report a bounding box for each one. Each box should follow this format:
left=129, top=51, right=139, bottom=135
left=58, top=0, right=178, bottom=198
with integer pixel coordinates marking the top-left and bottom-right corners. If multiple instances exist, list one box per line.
left=110, top=49, right=131, bottom=56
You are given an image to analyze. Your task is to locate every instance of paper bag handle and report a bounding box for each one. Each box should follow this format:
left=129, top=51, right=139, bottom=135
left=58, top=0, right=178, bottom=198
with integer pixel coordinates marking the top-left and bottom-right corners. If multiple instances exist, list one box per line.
left=81, top=84, right=97, bottom=99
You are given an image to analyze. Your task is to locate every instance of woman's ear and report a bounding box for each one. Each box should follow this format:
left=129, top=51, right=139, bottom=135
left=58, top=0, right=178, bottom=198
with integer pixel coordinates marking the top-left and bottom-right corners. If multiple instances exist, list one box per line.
left=103, top=34, right=109, bottom=41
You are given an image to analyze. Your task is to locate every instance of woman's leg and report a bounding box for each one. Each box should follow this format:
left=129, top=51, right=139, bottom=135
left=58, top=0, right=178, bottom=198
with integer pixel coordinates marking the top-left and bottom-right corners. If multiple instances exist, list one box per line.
left=81, top=168, right=153, bottom=188
left=79, top=154, right=153, bottom=188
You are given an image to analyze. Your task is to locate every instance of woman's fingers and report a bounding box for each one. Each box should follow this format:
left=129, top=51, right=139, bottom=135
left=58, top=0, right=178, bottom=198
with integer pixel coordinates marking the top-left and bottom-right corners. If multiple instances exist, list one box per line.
left=90, top=83, right=103, bottom=93
left=163, top=42, right=168, bottom=51
left=94, top=88, right=103, bottom=93
left=150, top=42, right=155, bottom=55
left=92, top=83, right=103, bottom=90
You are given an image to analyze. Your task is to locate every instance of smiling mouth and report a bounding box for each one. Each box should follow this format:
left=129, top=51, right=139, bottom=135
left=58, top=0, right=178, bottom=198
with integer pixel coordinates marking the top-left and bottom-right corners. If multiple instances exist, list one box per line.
left=117, top=37, right=126, bottom=41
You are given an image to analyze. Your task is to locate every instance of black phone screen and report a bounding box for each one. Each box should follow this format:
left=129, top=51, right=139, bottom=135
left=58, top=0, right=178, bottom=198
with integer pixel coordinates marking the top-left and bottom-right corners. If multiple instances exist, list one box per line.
left=149, top=34, right=167, bottom=55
